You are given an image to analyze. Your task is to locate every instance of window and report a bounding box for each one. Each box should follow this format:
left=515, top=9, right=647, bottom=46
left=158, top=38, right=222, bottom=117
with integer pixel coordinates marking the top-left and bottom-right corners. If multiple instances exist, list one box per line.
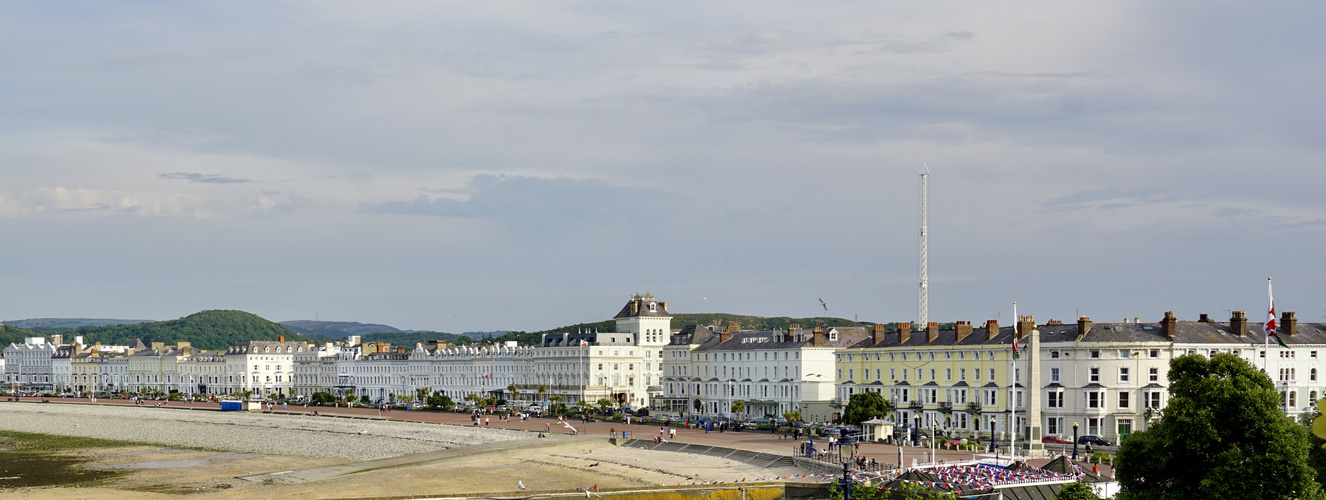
left=1048, top=391, right=1064, bottom=408
left=1090, top=350, right=1100, bottom=359
left=1313, top=368, right=1318, bottom=382
left=1088, top=417, right=1103, bottom=435
left=890, top=368, right=896, bottom=381
left=1086, top=391, right=1104, bottom=409
left=1050, top=351, right=1060, bottom=359
left=1120, top=350, right=1131, bottom=359
left=929, top=368, right=936, bottom=381
left=1050, top=368, right=1060, bottom=383
left=974, top=368, right=981, bottom=381
left=983, top=390, right=997, bottom=406
left=1118, top=391, right=1130, bottom=409
left=1145, top=392, right=1162, bottom=408
left=1119, top=367, right=1130, bottom=383
left=960, top=368, right=966, bottom=381
left=1149, top=349, right=1159, bottom=358
left=1047, top=417, right=1062, bottom=436
left=1149, top=367, right=1159, bottom=382
left=945, top=351, right=952, bottom=360
left=945, top=368, right=952, bottom=381
left=989, top=368, right=996, bottom=381
left=1089, top=367, right=1100, bottom=382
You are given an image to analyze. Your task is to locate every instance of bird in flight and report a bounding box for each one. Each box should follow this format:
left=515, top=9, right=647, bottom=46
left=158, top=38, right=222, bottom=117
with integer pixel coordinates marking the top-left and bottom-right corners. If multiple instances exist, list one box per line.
left=819, top=298, right=828, bottom=311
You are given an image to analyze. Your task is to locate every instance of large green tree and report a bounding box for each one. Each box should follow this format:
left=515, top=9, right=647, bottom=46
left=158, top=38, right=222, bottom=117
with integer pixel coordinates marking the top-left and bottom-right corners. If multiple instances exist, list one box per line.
left=841, top=391, right=893, bottom=427
left=1116, top=353, right=1318, bottom=499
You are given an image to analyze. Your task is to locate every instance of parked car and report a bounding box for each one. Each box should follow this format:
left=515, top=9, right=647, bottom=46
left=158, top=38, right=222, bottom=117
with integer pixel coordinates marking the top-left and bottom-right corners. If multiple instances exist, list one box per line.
left=1078, top=435, right=1112, bottom=446
left=1041, top=435, right=1070, bottom=444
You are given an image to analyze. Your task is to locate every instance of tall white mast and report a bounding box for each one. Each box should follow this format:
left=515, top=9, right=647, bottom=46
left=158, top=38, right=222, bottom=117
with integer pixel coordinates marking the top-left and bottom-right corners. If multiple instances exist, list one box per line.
left=918, top=163, right=930, bottom=327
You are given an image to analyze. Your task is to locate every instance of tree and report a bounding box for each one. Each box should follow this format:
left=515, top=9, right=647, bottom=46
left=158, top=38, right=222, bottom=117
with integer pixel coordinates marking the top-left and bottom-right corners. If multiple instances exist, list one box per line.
left=1116, top=353, right=1318, bottom=500
left=507, top=384, right=520, bottom=404
left=596, top=398, right=613, bottom=414
left=1055, top=483, right=1101, bottom=500
left=841, top=391, right=893, bottom=427
left=693, top=398, right=702, bottom=413
left=731, top=400, right=746, bottom=416
left=550, top=395, right=564, bottom=415
left=537, top=384, right=548, bottom=404
left=784, top=410, right=803, bottom=425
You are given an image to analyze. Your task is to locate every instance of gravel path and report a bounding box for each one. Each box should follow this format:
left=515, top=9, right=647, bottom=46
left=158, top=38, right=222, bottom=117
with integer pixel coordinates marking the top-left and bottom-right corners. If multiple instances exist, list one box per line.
left=0, top=403, right=529, bottom=462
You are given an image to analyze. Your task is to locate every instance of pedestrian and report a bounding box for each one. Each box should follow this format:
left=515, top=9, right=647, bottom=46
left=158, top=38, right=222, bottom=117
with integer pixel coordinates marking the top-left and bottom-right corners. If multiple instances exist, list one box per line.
left=545, top=423, right=550, bottom=431
left=485, top=416, right=490, bottom=426
left=669, top=428, right=675, bottom=439
left=610, top=427, right=616, bottom=438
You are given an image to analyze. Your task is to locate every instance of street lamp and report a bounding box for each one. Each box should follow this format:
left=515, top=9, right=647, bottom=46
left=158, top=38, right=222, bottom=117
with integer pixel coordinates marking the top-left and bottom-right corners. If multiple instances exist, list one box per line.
left=838, top=430, right=858, bottom=500
left=1072, top=421, right=1080, bottom=460
left=913, top=414, right=921, bottom=447
left=989, top=416, right=996, bottom=453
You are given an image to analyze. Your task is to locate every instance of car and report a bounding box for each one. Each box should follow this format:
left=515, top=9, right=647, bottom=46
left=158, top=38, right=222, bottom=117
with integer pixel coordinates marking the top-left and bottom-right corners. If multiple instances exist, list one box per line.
left=1078, top=435, right=1112, bottom=446
left=1041, top=435, right=1070, bottom=444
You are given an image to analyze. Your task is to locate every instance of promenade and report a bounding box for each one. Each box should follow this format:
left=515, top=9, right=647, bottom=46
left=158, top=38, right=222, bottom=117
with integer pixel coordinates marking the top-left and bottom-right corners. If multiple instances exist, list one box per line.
left=6, top=396, right=1113, bottom=476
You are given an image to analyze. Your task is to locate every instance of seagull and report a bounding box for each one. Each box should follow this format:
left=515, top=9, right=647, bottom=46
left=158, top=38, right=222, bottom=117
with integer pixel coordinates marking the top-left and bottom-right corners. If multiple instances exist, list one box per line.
left=819, top=298, right=828, bottom=311
left=358, top=429, right=368, bottom=435
left=518, top=480, right=526, bottom=490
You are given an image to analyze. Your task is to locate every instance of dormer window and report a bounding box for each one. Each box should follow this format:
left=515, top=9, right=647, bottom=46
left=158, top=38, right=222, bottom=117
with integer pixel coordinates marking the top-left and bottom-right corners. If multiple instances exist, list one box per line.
left=648, top=301, right=657, bottom=312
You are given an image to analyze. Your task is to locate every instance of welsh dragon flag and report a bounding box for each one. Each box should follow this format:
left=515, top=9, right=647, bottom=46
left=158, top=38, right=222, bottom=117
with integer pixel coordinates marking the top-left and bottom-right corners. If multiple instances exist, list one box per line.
left=1268, top=278, right=1288, bottom=347
left=1012, top=333, right=1019, bottom=359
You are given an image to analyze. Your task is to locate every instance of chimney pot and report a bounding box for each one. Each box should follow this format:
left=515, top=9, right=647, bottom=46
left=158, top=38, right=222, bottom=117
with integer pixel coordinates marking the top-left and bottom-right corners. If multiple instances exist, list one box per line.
left=1231, top=311, right=1248, bottom=336
left=871, top=324, right=885, bottom=345
left=1199, top=313, right=1210, bottom=323
left=926, top=322, right=940, bottom=343
left=898, top=323, right=913, bottom=344
left=984, top=320, right=999, bottom=341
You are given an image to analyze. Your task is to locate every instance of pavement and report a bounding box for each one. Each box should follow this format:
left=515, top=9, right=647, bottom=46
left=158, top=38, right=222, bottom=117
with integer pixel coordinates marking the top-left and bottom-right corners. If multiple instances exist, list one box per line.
left=6, top=396, right=1115, bottom=477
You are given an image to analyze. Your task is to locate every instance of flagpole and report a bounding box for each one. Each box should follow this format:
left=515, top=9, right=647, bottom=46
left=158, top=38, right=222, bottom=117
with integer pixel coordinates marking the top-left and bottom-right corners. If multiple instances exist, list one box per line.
left=1265, top=277, right=1272, bottom=375
left=1010, top=301, right=1017, bottom=460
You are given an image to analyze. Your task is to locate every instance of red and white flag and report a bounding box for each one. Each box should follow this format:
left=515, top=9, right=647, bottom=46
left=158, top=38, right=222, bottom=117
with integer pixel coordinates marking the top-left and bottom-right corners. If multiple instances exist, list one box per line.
left=1268, top=277, right=1287, bottom=347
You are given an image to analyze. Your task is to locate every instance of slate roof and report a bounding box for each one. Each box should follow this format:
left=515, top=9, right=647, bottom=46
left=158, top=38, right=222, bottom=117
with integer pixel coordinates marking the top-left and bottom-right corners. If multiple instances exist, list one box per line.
left=691, top=327, right=870, bottom=352
left=669, top=325, right=718, bottom=346
left=612, top=293, right=671, bottom=319
left=839, top=317, right=1326, bottom=349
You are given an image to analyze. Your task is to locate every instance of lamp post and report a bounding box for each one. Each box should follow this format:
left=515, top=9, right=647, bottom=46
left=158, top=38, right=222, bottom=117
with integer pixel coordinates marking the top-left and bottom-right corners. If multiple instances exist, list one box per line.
left=913, top=414, right=921, bottom=447
left=1072, top=421, right=1080, bottom=460
left=989, top=416, right=996, bottom=453
left=838, top=430, right=858, bottom=500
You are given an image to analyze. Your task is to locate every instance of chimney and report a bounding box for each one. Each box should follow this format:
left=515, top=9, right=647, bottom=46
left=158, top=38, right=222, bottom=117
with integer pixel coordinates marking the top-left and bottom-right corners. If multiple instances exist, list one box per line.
left=872, top=324, right=885, bottom=345
left=719, top=323, right=734, bottom=343
left=152, top=342, right=165, bottom=350
left=1162, top=311, right=1177, bottom=338
left=52, top=334, right=64, bottom=345
left=955, top=321, right=973, bottom=342
left=278, top=335, right=285, bottom=343
left=898, top=323, right=913, bottom=344
left=631, top=301, right=639, bottom=315
left=926, top=322, right=940, bottom=343
left=1231, top=311, right=1247, bottom=336
left=1046, top=319, right=1063, bottom=325
left=74, top=336, right=84, bottom=345
left=812, top=326, right=825, bottom=346
left=1017, top=315, right=1036, bottom=338
left=1077, top=317, right=1093, bottom=341
left=984, top=320, right=999, bottom=340
left=177, top=341, right=190, bottom=349
left=1282, top=311, right=1298, bottom=336
left=659, top=301, right=667, bottom=311
left=1199, top=313, right=1210, bottom=323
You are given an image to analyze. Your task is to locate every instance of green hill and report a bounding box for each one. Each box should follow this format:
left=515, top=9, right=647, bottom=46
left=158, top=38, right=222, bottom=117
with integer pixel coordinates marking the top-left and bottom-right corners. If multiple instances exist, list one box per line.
left=59, top=310, right=311, bottom=351
left=0, top=322, right=39, bottom=347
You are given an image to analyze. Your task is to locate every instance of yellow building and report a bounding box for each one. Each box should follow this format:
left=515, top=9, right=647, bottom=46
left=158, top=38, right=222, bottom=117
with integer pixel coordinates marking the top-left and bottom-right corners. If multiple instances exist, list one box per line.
left=835, top=319, right=1032, bottom=442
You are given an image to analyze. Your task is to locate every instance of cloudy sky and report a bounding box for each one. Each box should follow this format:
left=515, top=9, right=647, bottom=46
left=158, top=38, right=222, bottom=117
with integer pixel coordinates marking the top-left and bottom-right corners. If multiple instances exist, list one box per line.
left=3, top=1, right=1324, bottom=332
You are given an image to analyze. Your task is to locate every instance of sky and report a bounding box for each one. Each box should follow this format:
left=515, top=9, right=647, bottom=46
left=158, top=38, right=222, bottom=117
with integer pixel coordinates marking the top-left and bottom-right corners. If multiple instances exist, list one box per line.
left=3, top=1, right=1325, bottom=333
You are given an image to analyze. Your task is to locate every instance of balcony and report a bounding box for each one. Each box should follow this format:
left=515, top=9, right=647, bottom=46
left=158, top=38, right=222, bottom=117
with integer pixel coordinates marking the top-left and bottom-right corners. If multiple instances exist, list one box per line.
left=908, top=401, right=923, bottom=409
left=938, top=401, right=953, bottom=413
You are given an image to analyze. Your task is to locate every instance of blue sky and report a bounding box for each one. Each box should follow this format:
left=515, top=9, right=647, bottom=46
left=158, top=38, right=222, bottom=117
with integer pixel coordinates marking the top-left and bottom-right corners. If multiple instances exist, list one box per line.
left=2, top=1, right=1324, bottom=332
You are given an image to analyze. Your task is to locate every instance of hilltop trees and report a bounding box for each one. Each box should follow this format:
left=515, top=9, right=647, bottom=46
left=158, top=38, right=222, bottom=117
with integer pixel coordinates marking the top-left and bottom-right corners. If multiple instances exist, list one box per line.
left=1116, top=353, right=1318, bottom=499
